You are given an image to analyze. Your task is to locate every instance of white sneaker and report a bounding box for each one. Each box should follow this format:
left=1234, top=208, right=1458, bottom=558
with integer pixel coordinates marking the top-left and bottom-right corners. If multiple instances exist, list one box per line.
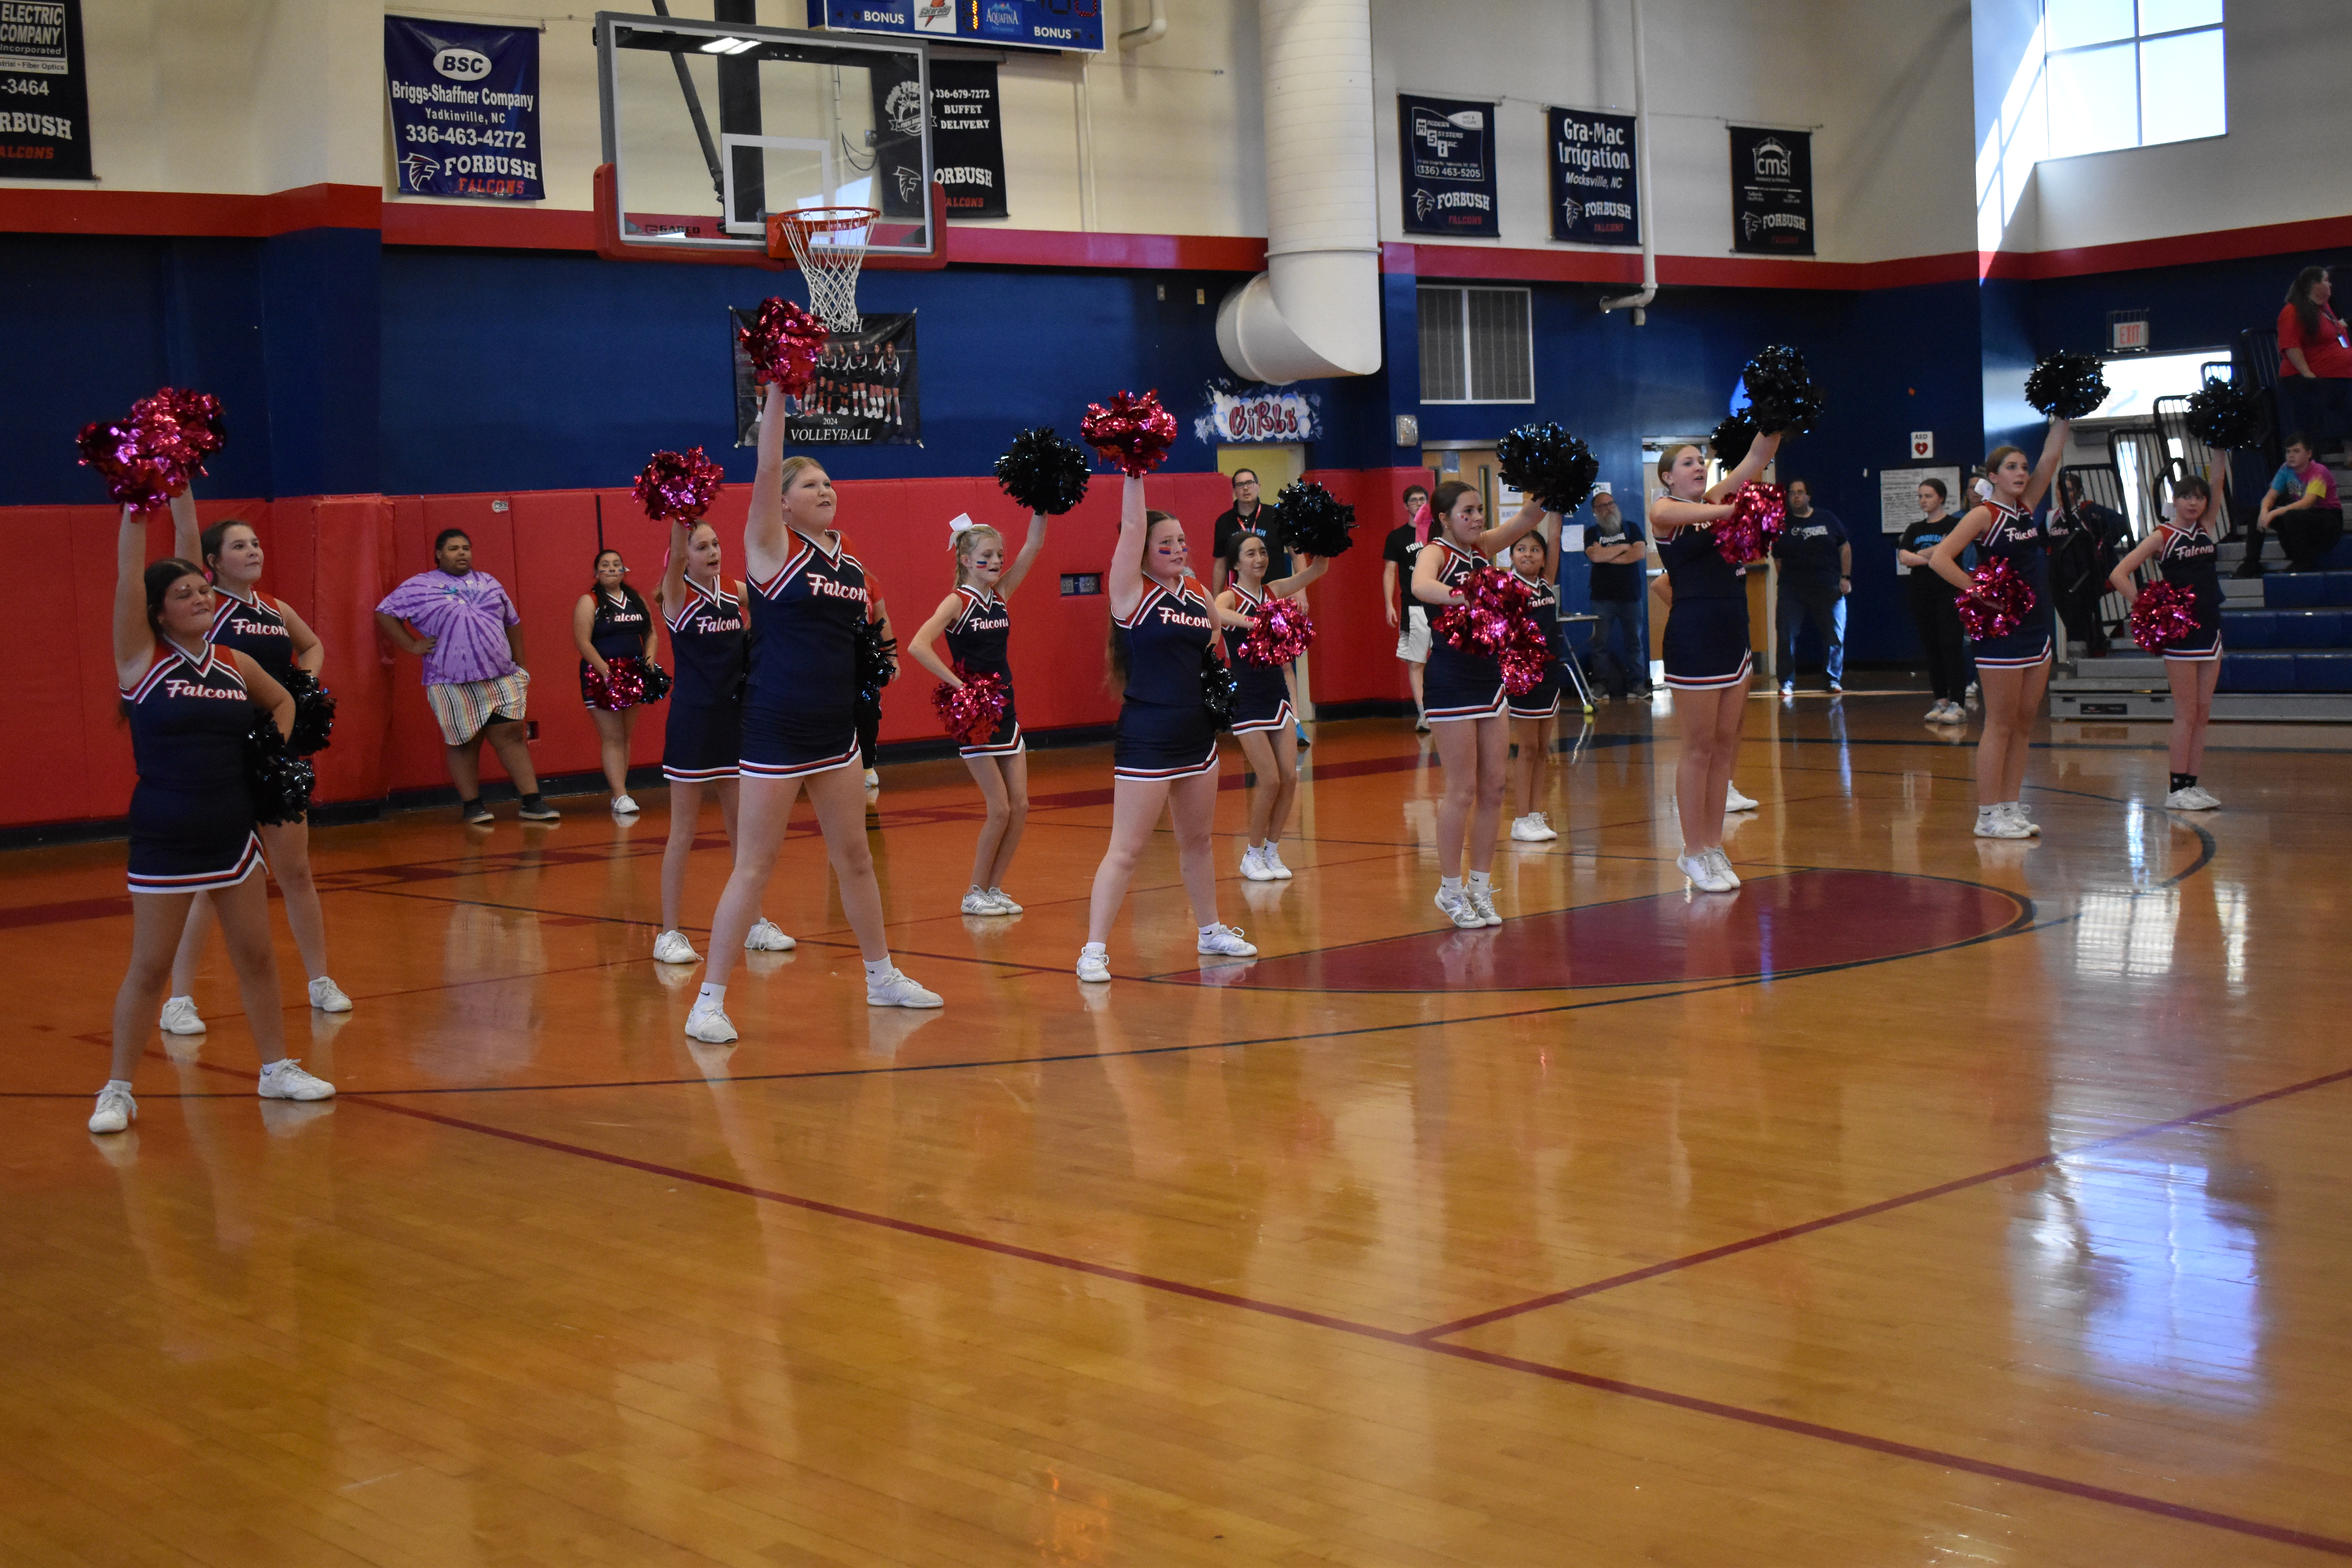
left=2165, top=786, right=2221, bottom=811
left=2003, top=801, right=2042, bottom=836
left=1076, top=944, right=1112, bottom=983
left=307, top=976, right=353, bottom=1013
left=1924, top=702, right=1948, bottom=722
left=1263, top=846, right=1294, bottom=880
left=1706, top=848, right=1742, bottom=890
left=1677, top=851, right=1734, bottom=893
left=612, top=794, right=640, bottom=816
left=1466, top=883, right=1503, bottom=926
left=986, top=887, right=1024, bottom=914
left=862, top=769, right=880, bottom=790
left=1435, top=887, right=1486, bottom=929
left=158, top=996, right=205, bottom=1035
left=2186, top=786, right=2221, bottom=810
left=258, top=1059, right=335, bottom=1101
left=744, top=918, right=795, bottom=951
left=1724, top=784, right=1759, bottom=812
left=89, top=1083, right=137, bottom=1135
left=962, top=889, right=1008, bottom=915
left=1196, top=923, right=1258, bottom=958
left=653, top=929, right=701, bottom=964
left=866, top=967, right=944, bottom=1008
left=684, top=1002, right=737, bottom=1043
left=1240, top=846, right=1279, bottom=882
left=1974, top=808, right=2032, bottom=840
left=1509, top=813, right=1550, bottom=843
left=1414, top=716, right=1432, bottom=734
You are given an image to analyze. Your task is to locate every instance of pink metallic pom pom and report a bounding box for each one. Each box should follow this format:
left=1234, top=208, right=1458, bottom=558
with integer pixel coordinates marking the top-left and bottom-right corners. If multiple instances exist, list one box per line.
left=586, top=655, right=669, bottom=712
left=1956, top=557, right=2036, bottom=641
left=1079, top=388, right=1178, bottom=477
left=739, top=298, right=829, bottom=394
left=1497, top=618, right=1555, bottom=696
left=1238, top=596, right=1315, bottom=666
left=2128, top=580, right=2199, bottom=652
left=933, top=671, right=1009, bottom=747
left=76, top=420, right=178, bottom=511
left=76, top=385, right=227, bottom=509
left=1434, top=566, right=1544, bottom=689
left=1711, top=482, right=1786, bottom=565
left=633, top=446, right=726, bottom=523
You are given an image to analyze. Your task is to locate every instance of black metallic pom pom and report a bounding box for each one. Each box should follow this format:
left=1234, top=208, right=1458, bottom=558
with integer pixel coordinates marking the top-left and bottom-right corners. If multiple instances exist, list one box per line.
left=1272, top=480, right=1357, bottom=558
left=639, top=658, right=674, bottom=703
left=2183, top=378, right=2266, bottom=450
left=1494, top=422, right=1599, bottom=513
left=281, top=669, right=338, bottom=758
left=2024, top=350, right=2109, bottom=420
left=1740, top=345, right=1824, bottom=435
left=243, top=710, right=315, bottom=826
left=1711, top=413, right=1758, bottom=471
left=994, top=427, right=1093, bottom=516
left=854, top=618, right=897, bottom=719
left=1199, top=646, right=1238, bottom=732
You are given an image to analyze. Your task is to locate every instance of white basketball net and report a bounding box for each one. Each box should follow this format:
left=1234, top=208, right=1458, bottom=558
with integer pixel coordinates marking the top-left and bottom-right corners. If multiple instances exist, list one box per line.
left=780, top=207, right=874, bottom=336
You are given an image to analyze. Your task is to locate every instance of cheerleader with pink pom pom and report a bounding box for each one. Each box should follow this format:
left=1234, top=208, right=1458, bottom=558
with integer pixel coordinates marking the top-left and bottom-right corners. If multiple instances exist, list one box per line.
left=905, top=508, right=1051, bottom=915
left=2110, top=460, right=2228, bottom=811
left=1214, top=532, right=1329, bottom=881
left=1928, top=416, right=2071, bottom=840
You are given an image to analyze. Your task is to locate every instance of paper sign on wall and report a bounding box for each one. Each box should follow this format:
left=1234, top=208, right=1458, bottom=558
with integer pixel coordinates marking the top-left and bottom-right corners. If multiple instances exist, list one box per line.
left=1881, top=466, right=1960, bottom=536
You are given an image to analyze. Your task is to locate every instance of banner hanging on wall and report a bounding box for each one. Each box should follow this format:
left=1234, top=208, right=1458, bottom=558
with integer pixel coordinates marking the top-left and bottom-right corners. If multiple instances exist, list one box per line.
left=732, top=309, right=922, bottom=448
left=1194, top=382, right=1323, bottom=445
left=1398, top=94, right=1497, bottom=239
left=385, top=15, right=544, bottom=201
left=1546, top=106, right=1638, bottom=247
left=1729, top=125, right=1814, bottom=256
left=0, top=0, right=93, bottom=181
left=930, top=59, right=1006, bottom=220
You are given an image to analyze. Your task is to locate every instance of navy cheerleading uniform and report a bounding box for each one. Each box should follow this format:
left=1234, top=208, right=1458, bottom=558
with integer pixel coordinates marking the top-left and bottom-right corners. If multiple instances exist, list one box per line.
left=1221, top=583, right=1296, bottom=735
left=943, top=585, right=1022, bottom=758
left=1660, top=523, right=1753, bottom=691
left=1967, top=501, right=2054, bottom=668
left=207, top=589, right=297, bottom=685
left=662, top=578, right=747, bottom=782
left=2154, top=523, right=2223, bottom=661
left=1422, top=539, right=1507, bottom=721
left=742, top=531, right=868, bottom=780
left=1112, top=575, right=1218, bottom=782
left=580, top=589, right=655, bottom=706
left=122, top=642, right=265, bottom=896
left=1506, top=568, right=1563, bottom=719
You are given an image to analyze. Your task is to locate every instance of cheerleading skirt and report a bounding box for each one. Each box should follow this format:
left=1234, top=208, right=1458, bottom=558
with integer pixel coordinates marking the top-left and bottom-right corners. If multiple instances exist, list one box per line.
left=959, top=693, right=1024, bottom=760
left=2162, top=605, right=2224, bottom=662
left=740, top=701, right=860, bottom=782
left=1508, top=673, right=1562, bottom=720
left=1114, top=699, right=1218, bottom=782
left=1969, top=611, right=2054, bottom=670
left=127, top=780, right=265, bottom=896
left=663, top=700, right=743, bottom=783
left=1229, top=665, right=1294, bottom=735
left=1662, top=598, right=1753, bottom=691
left=1424, top=642, right=1507, bottom=723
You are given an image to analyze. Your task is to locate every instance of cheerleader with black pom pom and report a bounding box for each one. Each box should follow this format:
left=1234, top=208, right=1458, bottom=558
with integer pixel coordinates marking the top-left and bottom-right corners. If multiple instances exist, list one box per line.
left=1077, top=477, right=1260, bottom=982
left=162, top=492, right=350, bottom=1031
left=683, top=387, right=941, bottom=1043
left=1214, top=532, right=1329, bottom=880
left=2110, top=460, right=2228, bottom=811
left=906, top=510, right=1049, bottom=915
left=573, top=548, right=658, bottom=816
left=91, top=504, right=334, bottom=1134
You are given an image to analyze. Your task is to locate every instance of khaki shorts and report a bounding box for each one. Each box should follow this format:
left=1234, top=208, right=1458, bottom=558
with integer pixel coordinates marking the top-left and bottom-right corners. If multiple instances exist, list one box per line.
left=1395, top=604, right=1430, bottom=664
left=427, top=670, right=531, bottom=746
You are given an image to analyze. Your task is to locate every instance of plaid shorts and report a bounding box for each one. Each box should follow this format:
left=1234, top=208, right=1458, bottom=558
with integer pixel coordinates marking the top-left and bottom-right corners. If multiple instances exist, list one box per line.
left=426, top=670, right=530, bottom=746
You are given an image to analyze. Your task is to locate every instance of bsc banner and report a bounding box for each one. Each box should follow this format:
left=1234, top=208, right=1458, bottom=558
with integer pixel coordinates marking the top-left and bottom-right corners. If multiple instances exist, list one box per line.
left=1548, top=107, right=1637, bottom=247
left=1398, top=94, right=1497, bottom=239
left=1730, top=126, right=1814, bottom=257
left=0, top=0, right=93, bottom=181
left=385, top=15, right=544, bottom=201
left=732, top=309, right=922, bottom=449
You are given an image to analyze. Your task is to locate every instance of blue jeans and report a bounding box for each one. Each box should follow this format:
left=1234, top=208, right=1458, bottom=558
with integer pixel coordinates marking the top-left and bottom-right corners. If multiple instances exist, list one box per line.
left=1777, top=579, right=1846, bottom=686
left=1587, top=597, right=1647, bottom=695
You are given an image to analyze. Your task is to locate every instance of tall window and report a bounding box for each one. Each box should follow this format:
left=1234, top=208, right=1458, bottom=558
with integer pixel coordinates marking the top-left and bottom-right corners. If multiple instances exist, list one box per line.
left=1417, top=287, right=1534, bottom=405
left=1977, top=2, right=2224, bottom=246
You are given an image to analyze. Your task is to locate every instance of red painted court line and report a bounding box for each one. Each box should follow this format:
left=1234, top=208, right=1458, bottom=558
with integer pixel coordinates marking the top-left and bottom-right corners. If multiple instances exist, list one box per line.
left=1415, top=1062, right=2352, bottom=1341
left=340, top=1089, right=2352, bottom=1559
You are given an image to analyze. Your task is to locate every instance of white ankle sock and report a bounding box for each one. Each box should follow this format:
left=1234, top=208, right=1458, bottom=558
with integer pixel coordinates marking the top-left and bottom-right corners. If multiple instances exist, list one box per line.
left=1440, top=875, right=1463, bottom=895
left=863, top=957, right=893, bottom=982
left=696, top=982, right=726, bottom=1007
left=1198, top=922, right=1222, bottom=938
left=105, top=1078, right=132, bottom=1092
left=1468, top=870, right=1492, bottom=890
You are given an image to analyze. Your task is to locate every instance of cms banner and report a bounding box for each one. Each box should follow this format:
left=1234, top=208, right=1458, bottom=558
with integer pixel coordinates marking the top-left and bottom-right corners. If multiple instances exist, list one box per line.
left=1398, top=94, right=1497, bottom=239
left=0, top=0, right=93, bottom=180
left=386, top=15, right=544, bottom=201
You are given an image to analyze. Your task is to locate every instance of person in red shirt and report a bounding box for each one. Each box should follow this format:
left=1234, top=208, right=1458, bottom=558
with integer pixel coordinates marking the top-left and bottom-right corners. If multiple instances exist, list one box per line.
left=2275, top=266, right=2351, bottom=455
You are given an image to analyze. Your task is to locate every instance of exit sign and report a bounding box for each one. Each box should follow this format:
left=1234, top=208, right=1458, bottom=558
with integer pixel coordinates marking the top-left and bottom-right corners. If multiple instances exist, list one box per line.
left=2109, top=310, right=2151, bottom=351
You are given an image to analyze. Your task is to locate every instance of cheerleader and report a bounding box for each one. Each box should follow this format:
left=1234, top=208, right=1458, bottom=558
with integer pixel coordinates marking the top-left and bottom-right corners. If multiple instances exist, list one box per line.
left=2110, top=459, right=2227, bottom=810
left=1929, top=417, right=2069, bottom=838
left=1077, top=476, right=1259, bottom=982
left=158, top=495, right=350, bottom=1030
left=649, top=517, right=794, bottom=965
left=906, top=510, right=1049, bottom=914
left=90, top=505, right=334, bottom=1134
left=1651, top=427, right=1784, bottom=892
left=1496, top=519, right=1563, bottom=842
left=1213, top=532, right=1330, bottom=880
left=683, top=386, right=940, bottom=1042
left=1411, top=480, right=1551, bottom=927
left=572, top=549, right=657, bottom=815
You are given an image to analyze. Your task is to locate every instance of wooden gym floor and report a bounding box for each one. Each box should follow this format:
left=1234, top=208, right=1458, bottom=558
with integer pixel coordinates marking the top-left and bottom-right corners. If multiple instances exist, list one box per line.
left=4, top=695, right=2350, bottom=1566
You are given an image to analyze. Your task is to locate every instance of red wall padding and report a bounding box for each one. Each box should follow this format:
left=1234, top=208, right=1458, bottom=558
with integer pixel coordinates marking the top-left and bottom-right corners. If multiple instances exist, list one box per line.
left=6, top=467, right=1429, bottom=831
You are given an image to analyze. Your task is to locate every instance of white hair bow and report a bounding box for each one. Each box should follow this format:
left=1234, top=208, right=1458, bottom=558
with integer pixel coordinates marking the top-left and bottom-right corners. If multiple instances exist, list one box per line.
left=946, top=512, right=976, bottom=551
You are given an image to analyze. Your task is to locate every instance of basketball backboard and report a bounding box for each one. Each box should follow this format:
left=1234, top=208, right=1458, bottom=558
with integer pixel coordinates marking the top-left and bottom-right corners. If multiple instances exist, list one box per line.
left=594, top=12, right=938, bottom=265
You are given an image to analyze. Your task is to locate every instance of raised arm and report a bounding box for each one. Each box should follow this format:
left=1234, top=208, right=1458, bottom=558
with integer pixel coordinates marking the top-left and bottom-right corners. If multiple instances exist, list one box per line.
left=1265, top=552, right=1329, bottom=599
left=905, top=592, right=965, bottom=687
left=659, top=520, right=692, bottom=621
left=1480, top=497, right=1548, bottom=557
left=114, top=507, right=160, bottom=684
left=2020, top=418, right=2071, bottom=513
left=278, top=599, right=326, bottom=675
left=1702, top=429, right=1782, bottom=505
left=169, top=489, right=200, bottom=565
left=1105, top=475, right=1149, bottom=621
left=998, top=510, right=1049, bottom=600
left=744, top=383, right=791, bottom=572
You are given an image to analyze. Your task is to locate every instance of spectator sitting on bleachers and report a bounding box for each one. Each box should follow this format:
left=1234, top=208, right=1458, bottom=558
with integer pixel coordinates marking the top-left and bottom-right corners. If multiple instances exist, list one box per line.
left=2241, top=433, right=2344, bottom=577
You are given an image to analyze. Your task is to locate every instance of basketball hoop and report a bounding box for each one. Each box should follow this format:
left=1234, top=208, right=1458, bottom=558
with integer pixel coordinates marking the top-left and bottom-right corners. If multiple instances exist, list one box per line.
left=766, top=206, right=878, bottom=336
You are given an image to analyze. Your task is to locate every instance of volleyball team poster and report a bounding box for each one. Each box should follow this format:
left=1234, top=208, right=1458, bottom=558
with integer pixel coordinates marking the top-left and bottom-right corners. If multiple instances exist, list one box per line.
left=730, top=309, right=922, bottom=448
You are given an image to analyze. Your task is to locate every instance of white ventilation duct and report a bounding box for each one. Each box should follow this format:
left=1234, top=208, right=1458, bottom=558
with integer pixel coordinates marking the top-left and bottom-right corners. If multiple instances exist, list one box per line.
left=1215, top=0, right=1382, bottom=383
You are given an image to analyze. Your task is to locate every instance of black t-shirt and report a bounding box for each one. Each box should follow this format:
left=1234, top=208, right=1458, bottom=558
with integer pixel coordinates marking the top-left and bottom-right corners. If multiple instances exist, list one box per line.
left=1383, top=523, right=1425, bottom=617
left=1773, top=506, right=1849, bottom=581
left=1214, top=503, right=1289, bottom=580
left=1899, top=515, right=1958, bottom=599
left=1584, top=512, right=1646, bottom=602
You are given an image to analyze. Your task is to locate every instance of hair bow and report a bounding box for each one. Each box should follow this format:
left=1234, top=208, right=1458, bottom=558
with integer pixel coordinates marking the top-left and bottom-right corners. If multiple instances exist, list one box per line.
left=946, top=512, right=976, bottom=551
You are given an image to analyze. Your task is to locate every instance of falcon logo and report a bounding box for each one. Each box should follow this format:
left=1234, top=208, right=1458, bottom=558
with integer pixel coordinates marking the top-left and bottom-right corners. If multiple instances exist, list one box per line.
left=1412, top=187, right=1434, bottom=221
left=400, top=152, right=442, bottom=187
left=893, top=164, right=922, bottom=202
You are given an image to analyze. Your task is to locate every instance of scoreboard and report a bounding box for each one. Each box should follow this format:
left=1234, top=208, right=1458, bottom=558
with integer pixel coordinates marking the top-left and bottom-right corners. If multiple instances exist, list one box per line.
left=806, top=0, right=1104, bottom=53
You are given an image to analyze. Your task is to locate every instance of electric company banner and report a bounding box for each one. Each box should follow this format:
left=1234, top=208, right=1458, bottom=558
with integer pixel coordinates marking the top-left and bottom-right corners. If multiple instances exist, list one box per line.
left=0, top=0, right=93, bottom=181
left=930, top=59, right=1007, bottom=220
left=732, top=309, right=922, bottom=449
left=1547, top=106, right=1638, bottom=247
left=1729, top=125, right=1814, bottom=257
left=385, top=15, right=544, bottom=201
left=1398, top=94, right=1497, bottom=239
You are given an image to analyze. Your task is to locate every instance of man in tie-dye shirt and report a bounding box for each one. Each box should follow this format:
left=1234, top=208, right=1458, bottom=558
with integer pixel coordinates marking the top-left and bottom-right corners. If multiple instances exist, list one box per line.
left=374, top=528, right=560, bottom=826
